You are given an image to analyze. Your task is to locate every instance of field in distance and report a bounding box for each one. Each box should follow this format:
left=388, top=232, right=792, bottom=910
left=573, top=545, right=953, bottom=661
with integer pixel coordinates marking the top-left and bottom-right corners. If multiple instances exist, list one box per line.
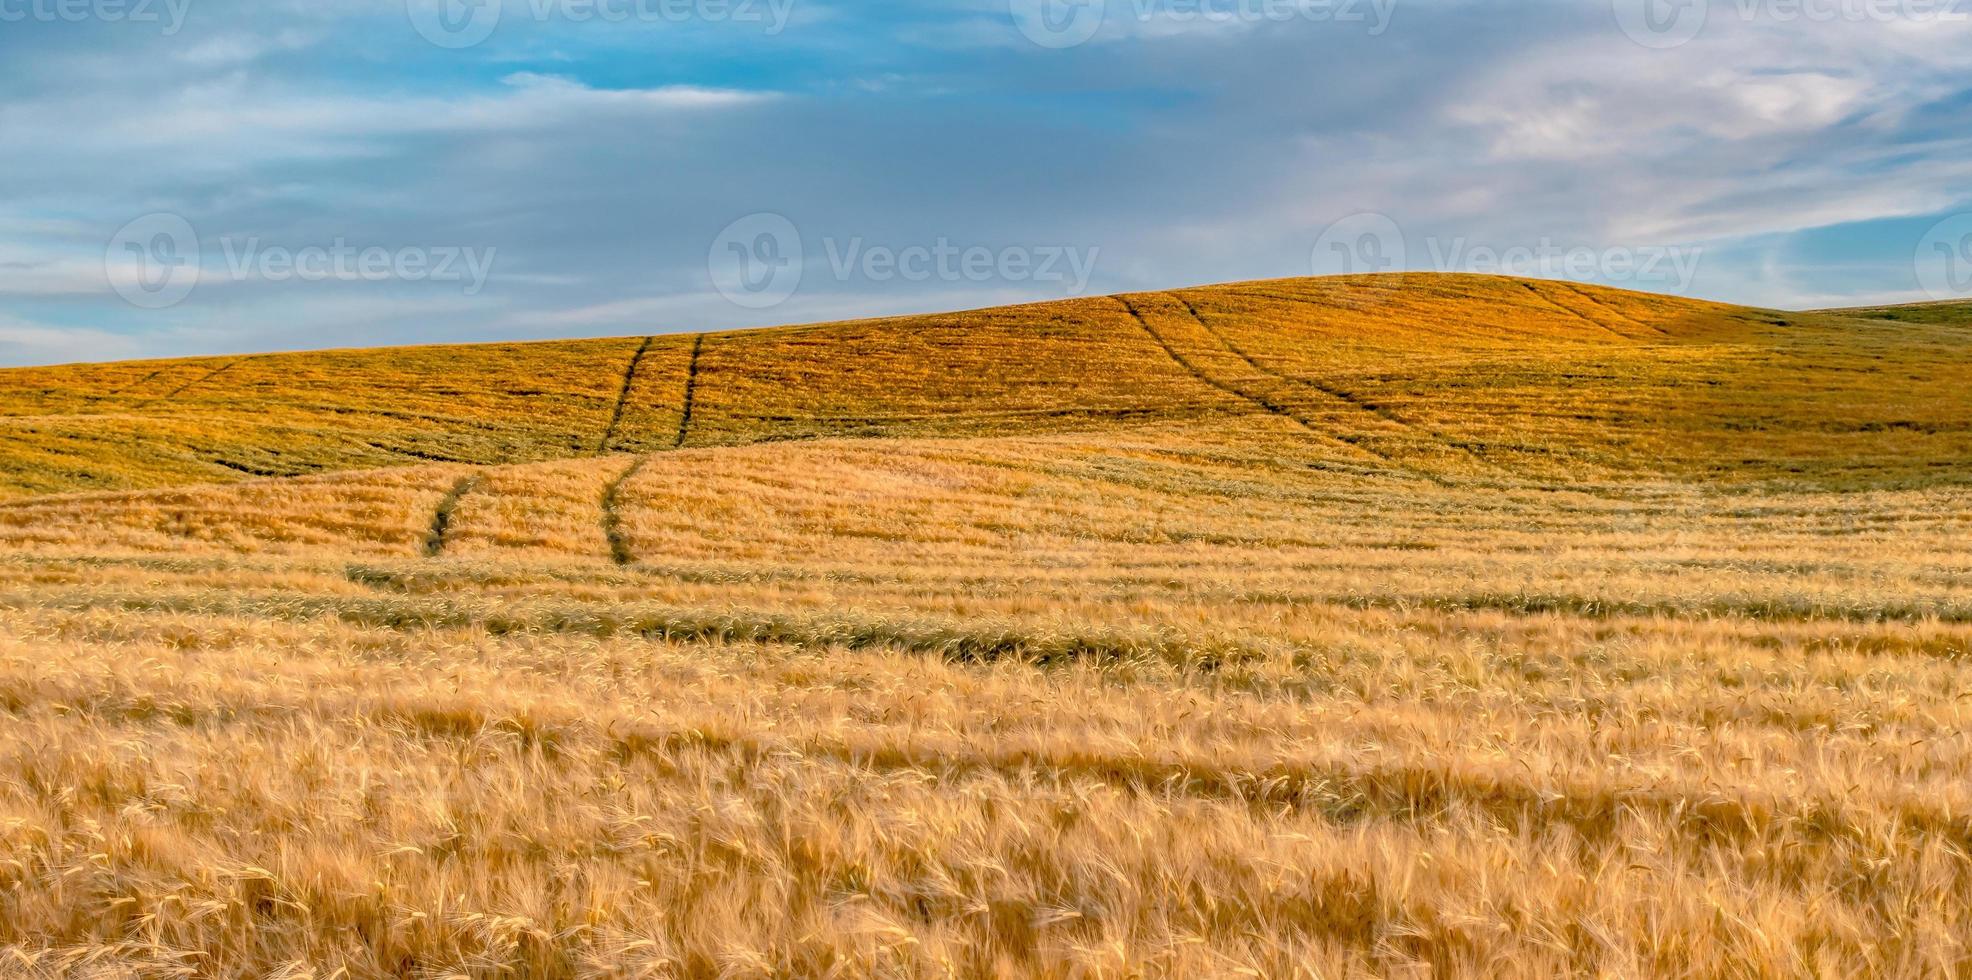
left=3, top=273, right=1968, bottom=499
left=0, top=274, right=1969, bottom=977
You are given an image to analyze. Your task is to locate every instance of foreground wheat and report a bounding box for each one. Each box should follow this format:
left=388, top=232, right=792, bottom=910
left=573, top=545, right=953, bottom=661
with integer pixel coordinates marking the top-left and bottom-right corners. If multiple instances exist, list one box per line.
left=0, top=415, right=1968, bottom=978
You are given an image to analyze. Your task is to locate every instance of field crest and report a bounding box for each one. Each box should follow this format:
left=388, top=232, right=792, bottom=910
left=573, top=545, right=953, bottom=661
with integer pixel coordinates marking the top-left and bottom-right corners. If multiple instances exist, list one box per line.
left=5, top=274, right=1966, bottom=501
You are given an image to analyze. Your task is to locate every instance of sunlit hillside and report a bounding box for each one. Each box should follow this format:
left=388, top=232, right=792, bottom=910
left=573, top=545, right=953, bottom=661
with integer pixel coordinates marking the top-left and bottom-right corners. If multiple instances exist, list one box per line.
left=1, top=276, right=1969, bottom=977
left=3, top=275, right=1967, bottom=500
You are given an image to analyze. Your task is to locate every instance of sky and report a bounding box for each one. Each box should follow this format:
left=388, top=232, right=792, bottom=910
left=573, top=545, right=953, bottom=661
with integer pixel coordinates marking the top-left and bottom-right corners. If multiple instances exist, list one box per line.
left=3, top=0, right=1972, bottom=365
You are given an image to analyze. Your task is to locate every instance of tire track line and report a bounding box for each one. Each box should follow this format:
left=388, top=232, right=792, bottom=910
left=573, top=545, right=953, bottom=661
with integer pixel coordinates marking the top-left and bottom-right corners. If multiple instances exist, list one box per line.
left=423, top=473, right=485, bottom=558
left=1186, top=290, right=1638, bottom=497
left=1564, top=283, right=1671, bottom=337
left=136, top=362, right=236, bottom=409
left=1174, top=292, right=1415, bottom=425
left=104, top=368, right=167, bottom=397
left=1169, top=291, right=1501, bottom=476
left=602, top=334, right=706, bottom=566
left=600, top=456, right=651, bottom=566
left=1519, top=282, right=1635, bottom=342
left=674, top=334, right=705, bottom=450
left=1116, top=296, right=1400, bottom=468
left=597, top=336, right=656, bottom=454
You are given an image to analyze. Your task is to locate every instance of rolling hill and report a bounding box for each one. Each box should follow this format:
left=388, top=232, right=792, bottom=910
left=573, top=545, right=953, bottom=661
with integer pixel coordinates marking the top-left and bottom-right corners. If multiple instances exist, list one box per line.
left=1, top=274, right=1969, bottom=977
left=3, top=274, right=1967, bottom=502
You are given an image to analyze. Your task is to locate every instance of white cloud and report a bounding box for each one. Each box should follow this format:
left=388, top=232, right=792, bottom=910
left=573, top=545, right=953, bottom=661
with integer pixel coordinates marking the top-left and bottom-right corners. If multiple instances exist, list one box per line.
left=173, top=29, right=320, bottom=66
left=0, top=319, right=143, bottom=367
left=0, top=256, right=111, bottom=298
left=496, top=72, right=777, bottom=113
left=0, top=70, right=779, bottom=180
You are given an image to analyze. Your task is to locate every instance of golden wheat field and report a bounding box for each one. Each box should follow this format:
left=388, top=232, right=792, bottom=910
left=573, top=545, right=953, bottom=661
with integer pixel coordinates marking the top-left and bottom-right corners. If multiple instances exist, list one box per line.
left=1, top=274, right=1970, bottom=977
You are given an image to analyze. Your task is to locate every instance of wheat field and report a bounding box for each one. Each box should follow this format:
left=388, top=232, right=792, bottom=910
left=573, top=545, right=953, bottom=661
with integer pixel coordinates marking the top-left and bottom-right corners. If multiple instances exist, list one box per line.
left=1, top=275, right=1969, bottom=977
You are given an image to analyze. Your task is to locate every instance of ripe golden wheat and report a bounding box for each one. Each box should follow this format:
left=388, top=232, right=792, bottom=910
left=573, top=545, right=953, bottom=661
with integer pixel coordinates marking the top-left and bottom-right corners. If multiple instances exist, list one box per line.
left=0, top=274, right=1967, bottom=977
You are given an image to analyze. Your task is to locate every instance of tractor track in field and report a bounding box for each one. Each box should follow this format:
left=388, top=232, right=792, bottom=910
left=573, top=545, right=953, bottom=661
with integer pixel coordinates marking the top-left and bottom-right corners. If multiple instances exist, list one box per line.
left=596, top=335, right=706, bottom=566
left=1169, top=291, right=1502, bottom=476
left=675, top=335, right=705, bottom=450
left=597, top=337, right=656, bottom=455
left=137, top=362, right=237, bottom=409
left=1116, top=296, right=1409, bottom=471
left=367, top=442, right=480, bottom=465
left=1564, top=283, right=1671, bottom=337
left=211, top=459, right=287, bottom=477
left=1518, top=282, right=1636, bottom=342
left=600, top=456, right=651, bottom=566
left=104, top=369, right=168, bottom=397
left=423, top=473, right=485, bottom=558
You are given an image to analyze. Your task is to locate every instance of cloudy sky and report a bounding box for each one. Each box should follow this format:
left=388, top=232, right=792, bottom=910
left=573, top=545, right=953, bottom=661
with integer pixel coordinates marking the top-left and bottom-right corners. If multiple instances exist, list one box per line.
left=3, top=0, right=1971, bottom=364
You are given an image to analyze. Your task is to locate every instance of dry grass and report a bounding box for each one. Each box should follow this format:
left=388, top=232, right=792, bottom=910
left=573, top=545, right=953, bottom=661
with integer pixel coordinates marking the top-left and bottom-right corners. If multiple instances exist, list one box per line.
left=0, top=276, right=1969, bottom=976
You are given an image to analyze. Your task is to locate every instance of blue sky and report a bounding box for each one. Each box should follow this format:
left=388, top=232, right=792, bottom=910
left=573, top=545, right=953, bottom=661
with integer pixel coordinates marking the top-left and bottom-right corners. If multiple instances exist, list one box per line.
left=3, top=0, right=1972, bottom=364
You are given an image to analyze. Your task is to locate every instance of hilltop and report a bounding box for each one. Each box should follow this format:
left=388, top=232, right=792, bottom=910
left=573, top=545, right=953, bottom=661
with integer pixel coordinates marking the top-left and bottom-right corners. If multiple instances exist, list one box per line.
left=3, top=274, right=1966, bottom=503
